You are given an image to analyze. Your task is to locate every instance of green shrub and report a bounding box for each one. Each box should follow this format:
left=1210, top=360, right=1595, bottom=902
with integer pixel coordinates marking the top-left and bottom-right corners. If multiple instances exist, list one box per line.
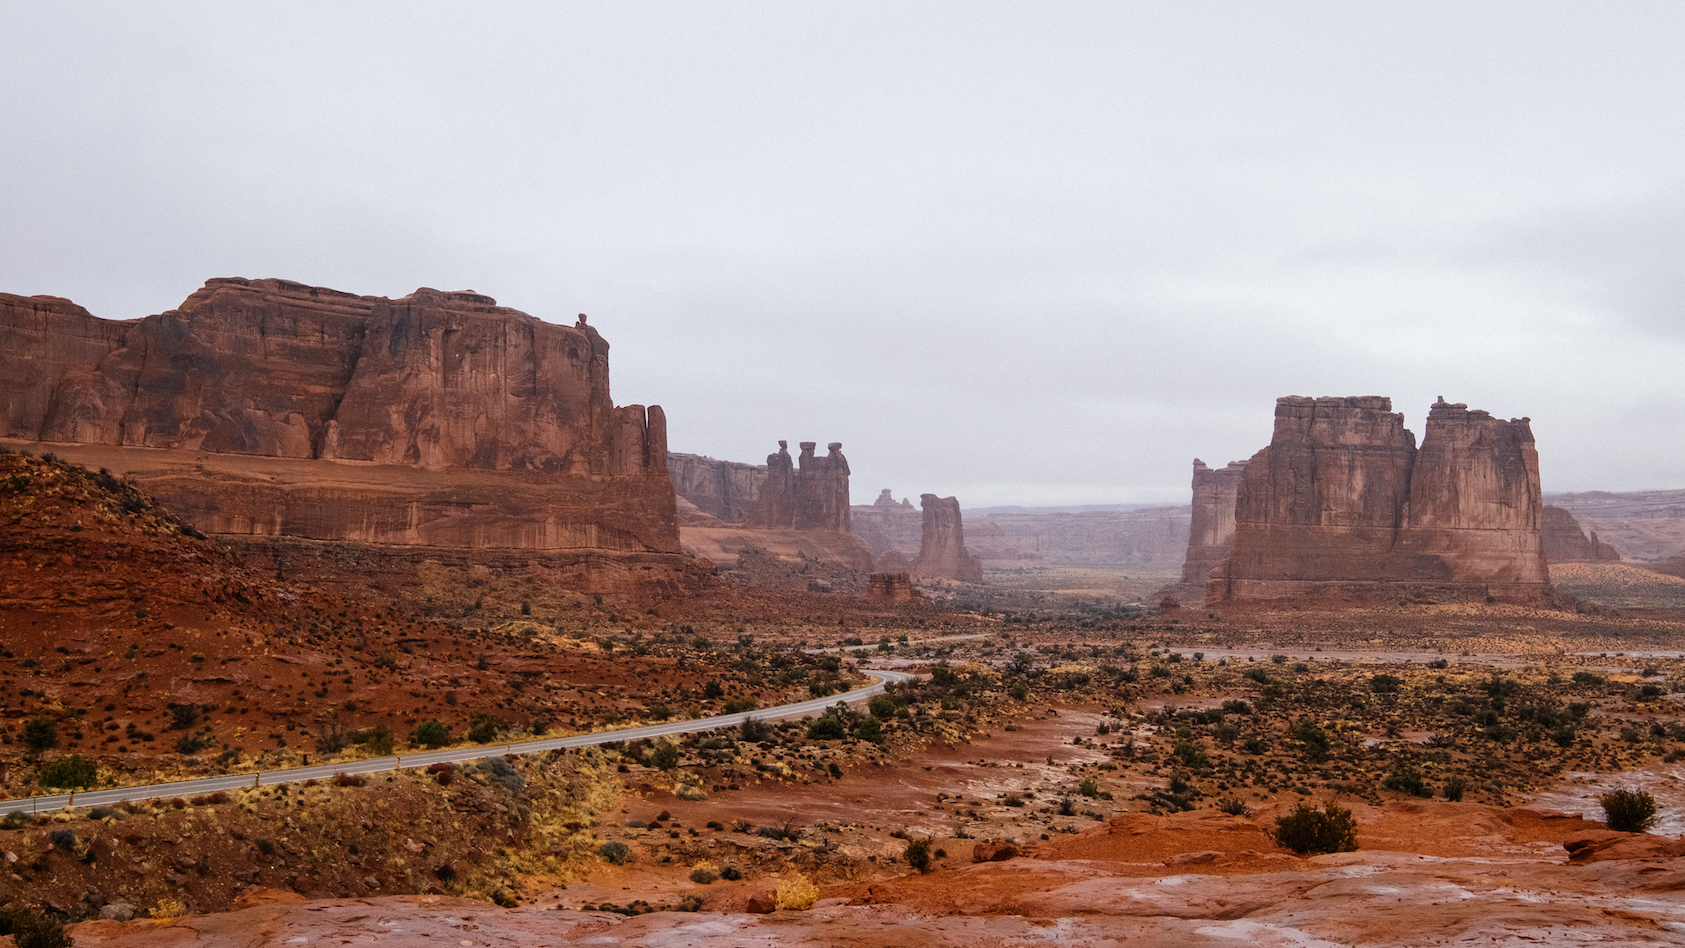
left=413, top=719, right=450, bottom=748
left=903, top=837, right=933, bottom=873
left=363, top=723, right=396, bottom=756
left=1079, top=777, right=1099, bottom=798
left=599, top=841, right=632, bottom=865
left=807, top=714, right=847, bottom=741
left=853, top=717, right=884, bottom=744
left=467, top=713, right=505, bottom=744
left=1292, top=722, right=1332, bottom=762
left=868, top=695, right=897, bottom=719
left=38, top=755, right=99, bottom=789
left=1600, top=789, right=1659, bottom=833
left=689, top=867, right=717, bottom=884
left=722, top=697, right=757, bottom=714
left=22, top=718, right=57, bottom=752
left=1272, top=800, right=1359, bottom=855
left=1369, top=674, right=1403, bottom=694
left=1443, top=777, right=1467, bottom=802
left=1381, top=765, right=1432, bottom=798
left=650, top=741, right=681, bottom=770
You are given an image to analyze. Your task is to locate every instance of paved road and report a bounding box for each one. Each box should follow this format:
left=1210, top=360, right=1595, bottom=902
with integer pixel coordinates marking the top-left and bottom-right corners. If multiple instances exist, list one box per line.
left=0, top=669, right=918, bottom=815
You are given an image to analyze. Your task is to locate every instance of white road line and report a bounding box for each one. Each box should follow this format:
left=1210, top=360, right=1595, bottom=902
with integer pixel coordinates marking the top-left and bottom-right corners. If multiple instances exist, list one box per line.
left=0, top=669, right=917, bottom=814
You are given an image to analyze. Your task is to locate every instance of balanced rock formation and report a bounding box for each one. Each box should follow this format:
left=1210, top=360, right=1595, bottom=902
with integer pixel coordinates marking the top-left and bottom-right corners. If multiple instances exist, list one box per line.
left=1209, top=396, right=1551, bottom=603
left=742, top=440, right=851, bottom=532
left=911, top=494, right=984, bottom=583
left=1541, top=505, right=1621, bottom=563
left=0, top=279, right=687, bottom=589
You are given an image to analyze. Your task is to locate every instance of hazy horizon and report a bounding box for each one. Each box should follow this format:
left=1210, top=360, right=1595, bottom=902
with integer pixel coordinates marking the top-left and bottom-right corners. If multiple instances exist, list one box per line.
left=6, top=3, right=1683, bottom=507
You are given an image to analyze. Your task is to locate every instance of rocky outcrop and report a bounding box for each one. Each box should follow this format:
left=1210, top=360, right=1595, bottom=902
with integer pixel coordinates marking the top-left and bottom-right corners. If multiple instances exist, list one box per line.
left=911, top=494, right=983, bottom=583
left=867, top=571, right=915, bottom=605
left=1209, top=396, right=1552, bottom=603
left=851, top=489, right=924, bottom=557
left=1155, top=459, right=1247, bottom=606
left=666, top=452, right=766, bottom=523
left=743, top=441, right=850, bottom=532
left=0, top=279, right=682, bottom=575
left=1542, top=505, right=1621, bottom=564
left=1544, top=489, right=1685, bottom=561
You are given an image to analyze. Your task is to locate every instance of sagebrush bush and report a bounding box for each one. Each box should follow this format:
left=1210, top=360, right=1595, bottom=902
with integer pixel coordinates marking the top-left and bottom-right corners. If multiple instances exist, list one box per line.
left=775, top=872, right=819, bottom=910
left=37, top=754, right=99, bottom=789
left=1600, top=789, right=1659, bottom=833
left=1273, top=800, right=1359, bottom=855
left=599, top=841, right=631, bottom=865
left=904, top=837, right=933, bottom=873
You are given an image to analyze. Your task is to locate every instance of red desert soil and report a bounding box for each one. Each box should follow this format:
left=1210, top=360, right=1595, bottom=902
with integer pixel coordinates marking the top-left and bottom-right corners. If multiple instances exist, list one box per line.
left=59, top=800, right=1685, bottom=946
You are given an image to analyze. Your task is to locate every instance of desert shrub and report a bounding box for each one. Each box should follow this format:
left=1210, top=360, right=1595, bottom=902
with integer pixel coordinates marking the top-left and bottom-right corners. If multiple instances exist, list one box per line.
left=598, top=841, right=632, bottom=865
left=413, top=719, right=450, bottom=748
left=739, top=716, right=770, bottom=742
left=853, top=717, right=883, bottom=743
left=689, top=867, right=717, bottom=884
left=332, top=772, right=367, bottom=787
left=1242, top=667, right=1270, bottom=684
left=1079, top=777, right=1099, bottom=798
left=1370, top=674, right=1403, bottom=694
left=679, top=894, right=705, bottom=912
left=175, top=733, right=212, bottom=754
left=1174, top=741, right=1209, bottom=769
left=48, top=828, right=78, bottom=851
left=722, top=697, right=757, bottom=713
left=1216, top=796, right=1250, bottom=816
left=1572, top=671, right=1605, bottom=685
left=904, top=837, right=933, bottom=873
left=703, top=679, right=725, bottom=699
left=0, top=906, right=75, bottom=948
left=22, top=718, right=57, bottom=752
left=1381, top=765, right=1432, bottom=798
left=1600, top=789, right=1660, bottom=833
left=38, top=754, right=99, bottom=789
left=719, top=864, right=743, bottom=881
left=868, top=695, right=897, bottom=719
left=649, top=741, right=681, bottom=771
left=478, top=756, right=524, bottom=793
left=775, top=872, right=819, bottom=910
left=362, top=723, right=396, bottom=755
left=467, top=713, right=505, bottom=744
left=1292, top=722, right=1332, bottom=762
left=807, top=714, right=848, bottom=741
left=1273, top=800, right=1359, bottom=855
left=1221, top=699, right=1253, bottom=715
left=166, top=702, right=200, bottom=730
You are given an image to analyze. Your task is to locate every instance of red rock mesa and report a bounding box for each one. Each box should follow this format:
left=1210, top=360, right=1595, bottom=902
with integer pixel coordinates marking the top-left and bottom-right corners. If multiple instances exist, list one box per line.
left=0, top=278, right=689, bottom=589
left=1206, top=396, right=1551, bottom=603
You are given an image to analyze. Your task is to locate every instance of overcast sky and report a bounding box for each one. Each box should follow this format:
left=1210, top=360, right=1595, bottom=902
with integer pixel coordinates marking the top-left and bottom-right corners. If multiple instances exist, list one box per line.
left=5, top=3, right=1683, bottom=506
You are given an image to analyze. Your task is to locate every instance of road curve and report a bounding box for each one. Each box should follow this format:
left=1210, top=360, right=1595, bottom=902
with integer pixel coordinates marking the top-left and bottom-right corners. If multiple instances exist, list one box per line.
left=0, top=669, right=918, bottom=815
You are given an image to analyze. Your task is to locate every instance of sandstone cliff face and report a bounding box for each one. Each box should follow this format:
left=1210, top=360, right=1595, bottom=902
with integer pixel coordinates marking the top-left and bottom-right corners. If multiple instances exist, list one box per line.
left=850, top=490, right=924, bottom=558
left=1542, top=506, right=1621, bottom=563
left=0, top=279, right=679, bottom=559
left=911, top=494, right=984, bottom=583
left=1153, top=459, right=1247, bottom=606
left=666, top=452, right=767, bottom=523
left=982, top=508, right=1189, bottom=571
left=867, top=571, right=915, bottom=605
left=1210, top=396, right=1552, bottom=603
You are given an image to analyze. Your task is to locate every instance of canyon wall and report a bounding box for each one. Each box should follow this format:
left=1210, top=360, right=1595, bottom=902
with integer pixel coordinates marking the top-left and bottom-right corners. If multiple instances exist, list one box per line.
left=1209, top=396, right=1552, bottom=603
left=1545, top=489, right=1685, bottom=562
left=911, top=494, right=984, bottom=583
left=980, top=508, right=1189, bottom=572
left=666, top=452, right=766, bottom=523
left=0, top=279, right=683, bottom=574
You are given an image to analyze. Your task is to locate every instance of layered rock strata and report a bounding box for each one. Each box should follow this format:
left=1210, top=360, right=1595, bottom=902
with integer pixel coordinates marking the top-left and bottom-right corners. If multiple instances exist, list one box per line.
left=911, top=494, right=984, bottom=583
left=1209, top=396, right=1551, bottom=603
left=666, top=452, right=766, bottom=523
left=0, top=279, right=684, bottom=584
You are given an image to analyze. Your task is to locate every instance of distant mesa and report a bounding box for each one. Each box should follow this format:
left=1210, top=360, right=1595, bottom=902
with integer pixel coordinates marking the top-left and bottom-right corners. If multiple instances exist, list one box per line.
left=0, top=278, right=694, bottom=592
left=1177, top=395, right=1553, bottom=604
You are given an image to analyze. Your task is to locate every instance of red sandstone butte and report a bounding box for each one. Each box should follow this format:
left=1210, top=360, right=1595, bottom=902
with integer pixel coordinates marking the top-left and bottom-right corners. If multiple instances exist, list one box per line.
left=911, top=494, right=984, bottom=583
left=1542, top=505, right=1621, bottom=563
left=1155, top=458, right=1247, bottom=606
left=1208, top=396, right=1552, bottom=603
left=0, top=279, right=686, bottom=585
